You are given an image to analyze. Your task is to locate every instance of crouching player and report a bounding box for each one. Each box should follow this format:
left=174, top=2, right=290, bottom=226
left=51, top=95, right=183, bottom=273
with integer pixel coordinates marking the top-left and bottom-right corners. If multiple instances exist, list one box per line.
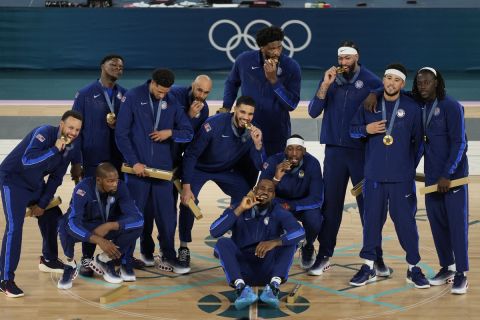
left=57, top=162, right=143, bottom=289
left=210, top=179, right=305, bottom=310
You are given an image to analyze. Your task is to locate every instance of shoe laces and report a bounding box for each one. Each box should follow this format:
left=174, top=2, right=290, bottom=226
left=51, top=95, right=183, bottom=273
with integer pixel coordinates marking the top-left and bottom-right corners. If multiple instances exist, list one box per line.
left=178, top=248, right=190, bottom=262
left=81, top=257, right=92, bottom=267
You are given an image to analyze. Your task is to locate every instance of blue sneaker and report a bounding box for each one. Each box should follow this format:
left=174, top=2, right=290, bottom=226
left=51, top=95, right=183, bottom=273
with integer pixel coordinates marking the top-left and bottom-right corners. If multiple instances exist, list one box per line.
left=451, top=272, right=468, bottom=295
left=406, top=266, right=430, bottom=289
left=234, top=285, right=258, bottom=310
left=259, top=283, right=280, bottom=309
left=349, top=264, right=377, bottom=286
left=429, top=267, right=455, bottom=286
left=57, top=263, right=78, bottom=290
left=91, top=254, right=123, bottom=284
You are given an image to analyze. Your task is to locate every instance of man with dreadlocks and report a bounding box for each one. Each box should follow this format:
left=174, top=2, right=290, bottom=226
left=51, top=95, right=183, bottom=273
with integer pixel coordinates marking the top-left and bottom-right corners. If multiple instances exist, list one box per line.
left=413, top=67, right=469, bottom=294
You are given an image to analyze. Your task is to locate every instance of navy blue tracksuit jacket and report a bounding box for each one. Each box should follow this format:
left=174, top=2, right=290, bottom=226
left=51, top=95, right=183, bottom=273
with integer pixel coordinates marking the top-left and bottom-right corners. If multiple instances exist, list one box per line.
left=72, top=80, right=127, bottom=176
left=308, top=65, right=383, bottom=258
left=350, top=93, right=423, bottom=264
left=211, top=202, right=304, bottom=286
left=260, top=152, right=324, bottom=244
left=179, top=112, right=266, bottom=243
left=0, top=125, right=80, bottom=281
left=115, top=80, right=193, bottom=260
left=223, top=50, right=301, bottom=155
left=59, top=178, right=143, bottom=265
left=422, top=96, right=469, bottom=272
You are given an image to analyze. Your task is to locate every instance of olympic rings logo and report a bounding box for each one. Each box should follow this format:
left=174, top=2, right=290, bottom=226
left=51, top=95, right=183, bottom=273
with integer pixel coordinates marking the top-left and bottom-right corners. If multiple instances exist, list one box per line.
left=208, top=19, right=312, bottom=63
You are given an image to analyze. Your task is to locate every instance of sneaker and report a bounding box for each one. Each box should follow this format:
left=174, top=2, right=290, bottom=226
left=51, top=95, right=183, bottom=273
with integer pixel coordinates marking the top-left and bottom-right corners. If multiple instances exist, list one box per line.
left=451, top=272, right=468, bottom=294
left=234, top=285, right=258, bottom=310
left=140, top=253, right=155, bottom=267
left=132, top=257, right=146, bottom=270
left=299, top=243, right=315, bottom=270
left=120, top=264, right=136, bottom=282
left=178, top=247, right=191, bottom=268
left=375, top=257, right=391, bottom=277
left=57, top=263, right=78, bottom=290
left=349, top=264, right=377, bottom=286
left=0, top=280, right=24, bottom=298
left=91, top=254, right=123, bottom=284
left=308, top=256, right=331, bottom=276
left=38, top=256, right=65, bottom=274
left=429, top=267, right=455, bottom=286
left=406, top=266, right=430, bottom=289
left=260, top=283, right=280, bottom=309
left=79, top=256, right=94, bottom=277
left=155, top=255, right=190, bottom=274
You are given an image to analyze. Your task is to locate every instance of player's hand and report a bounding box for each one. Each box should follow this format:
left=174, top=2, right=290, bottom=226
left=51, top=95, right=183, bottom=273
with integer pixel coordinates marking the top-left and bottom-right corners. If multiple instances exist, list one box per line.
left=181, top=184, right=196, bottom=205
left=240, top=193, right=259, bottom=210
left=249, top=125, right=263, bottom=150
left=437, top=177, right=451, bottom=193
left=366, top=120, right=387, bottom=134
left=133, top=163, right=147, bottom=177
left=363, top=92, right=379, bottom=113
left=55, top=138, right=67, bottom=152
left=97, top=238, right=122, bottom=260
left=323, top=66, right=337, bottom=86
left=274, top=160, right=292, bottom=181
left=149, top=129, right=172, bottom=142
left=188, top=100, right=204, bottom=119
left=264, top=59, right=278, bottom=84
left=30, top=205, right=45, bottom=217
left=255, top=239, right=281, bottom=258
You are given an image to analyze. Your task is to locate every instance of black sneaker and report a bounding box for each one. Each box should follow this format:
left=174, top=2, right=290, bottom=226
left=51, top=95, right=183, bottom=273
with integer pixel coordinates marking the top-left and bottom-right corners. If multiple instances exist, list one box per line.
left=299, top=243, right=315, bottom=269
left=79, top=256, right=94, bottom=277
left=308, top=256, right=330, bottom=276
left=178, top=247, right=191, bottom=268
left=38, top=256, right=65, bottom=274
left=451, top=272, right=468, bottom=294
left=156, top=256, right=191, bottom=274
left=132, top=257, right=146, bottom=270
left=429, top=267, right=455, bottom=286
left=0, top=280, right=24, bottom=298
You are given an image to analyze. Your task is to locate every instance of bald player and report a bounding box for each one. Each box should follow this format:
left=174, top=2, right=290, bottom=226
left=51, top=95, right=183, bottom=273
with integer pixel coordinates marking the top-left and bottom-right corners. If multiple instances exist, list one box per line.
left=169, top=75, right=213, bottom=267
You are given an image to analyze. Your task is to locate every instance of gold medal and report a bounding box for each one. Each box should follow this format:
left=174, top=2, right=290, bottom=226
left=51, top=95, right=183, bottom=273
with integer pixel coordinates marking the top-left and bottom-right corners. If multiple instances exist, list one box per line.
left=244, top=122, right=252, bottom=130
left=60, top=135, right=72, bottom=145
left=106, top=112, right=116, bottom=125
left=336, top=66, right=346, bottom=74
left=383, top=135, right=393, bottom=146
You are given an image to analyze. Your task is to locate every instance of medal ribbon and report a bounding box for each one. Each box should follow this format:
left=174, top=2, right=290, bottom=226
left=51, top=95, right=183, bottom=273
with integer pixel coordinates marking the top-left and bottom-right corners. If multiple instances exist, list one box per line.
left=382, top=98, right=401, bottom=137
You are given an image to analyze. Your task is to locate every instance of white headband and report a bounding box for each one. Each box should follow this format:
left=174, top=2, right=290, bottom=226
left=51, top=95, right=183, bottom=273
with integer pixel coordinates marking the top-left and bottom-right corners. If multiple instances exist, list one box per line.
left=338, top=46, right=358, bottom=56
left=286, top=137, right=305, bottom=147
left=384, top=69, right=406, bottom=82
left=419, top=67, right=437, bottom=76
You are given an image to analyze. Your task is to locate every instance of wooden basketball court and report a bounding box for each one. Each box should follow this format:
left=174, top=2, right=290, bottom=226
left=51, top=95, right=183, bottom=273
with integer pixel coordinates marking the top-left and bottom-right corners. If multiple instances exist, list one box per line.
left=0, top=104, right=479, bottom=319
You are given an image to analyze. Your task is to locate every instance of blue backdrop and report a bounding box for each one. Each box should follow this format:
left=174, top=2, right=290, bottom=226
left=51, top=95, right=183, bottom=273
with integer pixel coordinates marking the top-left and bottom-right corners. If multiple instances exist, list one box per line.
left=0, top=8, right=479, bottom=71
